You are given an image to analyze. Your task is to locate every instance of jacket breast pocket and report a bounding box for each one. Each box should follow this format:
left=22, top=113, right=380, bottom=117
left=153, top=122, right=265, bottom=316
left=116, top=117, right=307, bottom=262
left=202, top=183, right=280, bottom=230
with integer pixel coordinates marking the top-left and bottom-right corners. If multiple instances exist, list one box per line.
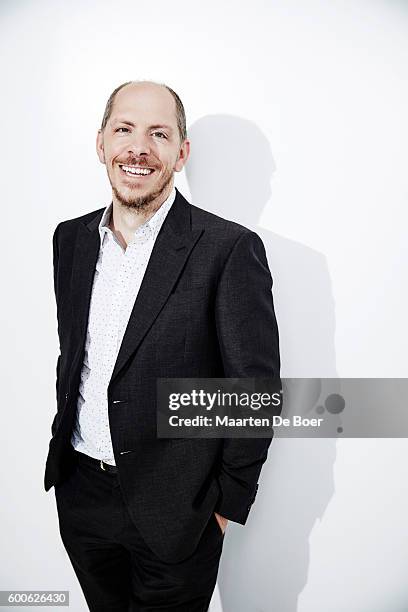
left=152, top=287, right=207, bottom=364
left=156, top=286, right=207, bottom=324
left=166, top=285, right=207, bottom=308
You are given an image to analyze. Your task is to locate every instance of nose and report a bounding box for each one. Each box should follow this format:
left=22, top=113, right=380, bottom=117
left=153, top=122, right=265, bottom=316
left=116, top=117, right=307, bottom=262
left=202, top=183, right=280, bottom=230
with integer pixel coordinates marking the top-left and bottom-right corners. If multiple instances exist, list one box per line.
left=127, top=133, right=151, bottom=157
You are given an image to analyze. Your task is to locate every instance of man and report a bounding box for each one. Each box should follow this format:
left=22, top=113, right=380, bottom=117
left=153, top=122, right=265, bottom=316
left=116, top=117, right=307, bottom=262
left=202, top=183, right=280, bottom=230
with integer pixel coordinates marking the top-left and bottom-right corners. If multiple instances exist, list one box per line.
left=44, top=80, right=280, bottom=611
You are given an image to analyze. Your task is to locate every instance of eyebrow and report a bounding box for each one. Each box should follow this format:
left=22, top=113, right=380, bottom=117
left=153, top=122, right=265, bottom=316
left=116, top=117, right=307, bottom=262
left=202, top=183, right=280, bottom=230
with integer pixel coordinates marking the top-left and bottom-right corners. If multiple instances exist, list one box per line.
left=111, top=119, right=174, bottom=133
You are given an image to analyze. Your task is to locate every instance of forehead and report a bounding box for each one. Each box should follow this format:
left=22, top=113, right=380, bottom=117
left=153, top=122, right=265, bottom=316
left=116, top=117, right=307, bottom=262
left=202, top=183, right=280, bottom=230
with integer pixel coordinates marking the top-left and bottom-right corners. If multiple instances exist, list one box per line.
left=109, top=84, right=177, bottom=126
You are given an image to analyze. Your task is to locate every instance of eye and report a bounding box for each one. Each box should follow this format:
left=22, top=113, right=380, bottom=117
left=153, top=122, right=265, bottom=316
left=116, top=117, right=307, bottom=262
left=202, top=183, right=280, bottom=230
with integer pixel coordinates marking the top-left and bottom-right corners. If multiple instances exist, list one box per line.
left=152, top=131, right=167, bottom=139
left=115, top=127, right=129, bottom=133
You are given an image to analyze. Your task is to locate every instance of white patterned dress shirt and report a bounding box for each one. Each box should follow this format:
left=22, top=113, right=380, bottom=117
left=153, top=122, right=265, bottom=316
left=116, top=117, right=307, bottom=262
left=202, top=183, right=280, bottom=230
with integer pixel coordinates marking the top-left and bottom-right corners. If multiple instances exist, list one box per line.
left=70, top=187, right=176, bottom=464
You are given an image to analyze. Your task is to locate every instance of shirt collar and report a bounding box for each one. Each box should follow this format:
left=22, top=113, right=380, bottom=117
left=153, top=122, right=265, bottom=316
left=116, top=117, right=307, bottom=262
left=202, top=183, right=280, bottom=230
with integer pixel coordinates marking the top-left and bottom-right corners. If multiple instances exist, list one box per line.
left=98, top=186, right=176, bottom=246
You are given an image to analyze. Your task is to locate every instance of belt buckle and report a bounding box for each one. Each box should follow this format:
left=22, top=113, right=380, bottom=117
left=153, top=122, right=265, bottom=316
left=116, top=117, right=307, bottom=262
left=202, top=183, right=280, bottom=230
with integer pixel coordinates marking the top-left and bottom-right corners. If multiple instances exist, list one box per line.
left=100, top=459, right=106, bottom=471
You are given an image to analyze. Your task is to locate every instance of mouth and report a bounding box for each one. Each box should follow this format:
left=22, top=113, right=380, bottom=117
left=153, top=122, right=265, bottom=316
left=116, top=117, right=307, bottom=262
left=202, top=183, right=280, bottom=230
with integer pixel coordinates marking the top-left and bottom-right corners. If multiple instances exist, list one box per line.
left=118, top=164, right=156, bottom=179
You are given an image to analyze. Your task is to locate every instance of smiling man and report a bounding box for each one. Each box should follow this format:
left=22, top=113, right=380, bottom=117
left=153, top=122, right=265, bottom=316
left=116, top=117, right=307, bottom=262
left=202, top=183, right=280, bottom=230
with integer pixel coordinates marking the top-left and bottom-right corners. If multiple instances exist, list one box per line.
left=45, top=80, right=280, bottom=611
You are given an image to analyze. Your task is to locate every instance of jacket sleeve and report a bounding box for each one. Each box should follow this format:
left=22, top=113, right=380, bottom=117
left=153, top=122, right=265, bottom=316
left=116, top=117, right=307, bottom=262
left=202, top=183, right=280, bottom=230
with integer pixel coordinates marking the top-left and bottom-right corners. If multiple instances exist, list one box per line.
left=214, top=230, right=281, bottom=524
left=52, top=223, right=61, bottom=434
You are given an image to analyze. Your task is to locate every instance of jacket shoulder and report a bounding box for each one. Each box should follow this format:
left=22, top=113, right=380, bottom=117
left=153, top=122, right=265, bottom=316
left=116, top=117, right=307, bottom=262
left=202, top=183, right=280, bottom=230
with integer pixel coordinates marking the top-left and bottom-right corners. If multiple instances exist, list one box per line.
left=190, top=202, right=252, bottom=241
left=58, top=206, right=106, bottom=229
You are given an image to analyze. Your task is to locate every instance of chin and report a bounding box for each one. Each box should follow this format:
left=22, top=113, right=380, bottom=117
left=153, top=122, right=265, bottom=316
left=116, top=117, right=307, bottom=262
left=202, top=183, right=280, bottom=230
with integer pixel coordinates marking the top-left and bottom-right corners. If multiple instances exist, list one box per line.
left=113, top=184, right=160, bottom=211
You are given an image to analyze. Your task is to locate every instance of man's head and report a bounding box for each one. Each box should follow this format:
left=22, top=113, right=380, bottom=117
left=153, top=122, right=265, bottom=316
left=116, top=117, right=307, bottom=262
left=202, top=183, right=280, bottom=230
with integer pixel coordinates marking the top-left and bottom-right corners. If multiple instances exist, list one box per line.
left=96, top=80, right=190, bottom=212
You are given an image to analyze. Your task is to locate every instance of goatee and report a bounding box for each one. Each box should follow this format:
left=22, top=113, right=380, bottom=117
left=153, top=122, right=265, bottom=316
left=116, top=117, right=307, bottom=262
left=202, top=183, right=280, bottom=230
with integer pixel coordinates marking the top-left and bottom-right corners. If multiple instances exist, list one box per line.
left=112, top=171, right=173, bottom=213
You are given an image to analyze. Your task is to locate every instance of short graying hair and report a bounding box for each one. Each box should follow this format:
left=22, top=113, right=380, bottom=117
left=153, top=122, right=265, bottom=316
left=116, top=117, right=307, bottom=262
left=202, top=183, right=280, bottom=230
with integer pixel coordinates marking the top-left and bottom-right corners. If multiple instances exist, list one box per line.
left=100, top=80, right=187, bottom=142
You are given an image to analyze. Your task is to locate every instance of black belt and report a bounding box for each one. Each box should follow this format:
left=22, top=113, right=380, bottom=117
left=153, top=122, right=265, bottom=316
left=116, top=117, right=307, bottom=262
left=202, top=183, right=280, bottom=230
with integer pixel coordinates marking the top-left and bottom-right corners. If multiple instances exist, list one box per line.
left=74, top=449, right=119, bottom=473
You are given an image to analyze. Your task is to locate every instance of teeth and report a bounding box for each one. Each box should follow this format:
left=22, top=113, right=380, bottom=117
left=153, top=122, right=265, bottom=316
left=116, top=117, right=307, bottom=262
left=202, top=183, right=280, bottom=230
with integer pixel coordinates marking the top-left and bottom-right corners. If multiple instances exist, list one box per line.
left=121, top=165, right=153, bottom=176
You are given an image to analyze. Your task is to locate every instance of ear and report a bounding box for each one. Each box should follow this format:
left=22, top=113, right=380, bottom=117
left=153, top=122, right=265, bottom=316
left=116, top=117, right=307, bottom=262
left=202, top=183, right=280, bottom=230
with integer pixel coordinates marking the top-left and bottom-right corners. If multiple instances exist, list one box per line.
left=174, top=139, right=190, bottom=172
left=96, top=129, right=106, bottom=164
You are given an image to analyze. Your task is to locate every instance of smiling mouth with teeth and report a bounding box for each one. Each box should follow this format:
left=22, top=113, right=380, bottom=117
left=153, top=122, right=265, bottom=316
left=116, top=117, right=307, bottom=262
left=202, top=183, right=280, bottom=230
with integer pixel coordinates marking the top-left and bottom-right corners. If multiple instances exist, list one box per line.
left=119, top=164, right=155, bottom=177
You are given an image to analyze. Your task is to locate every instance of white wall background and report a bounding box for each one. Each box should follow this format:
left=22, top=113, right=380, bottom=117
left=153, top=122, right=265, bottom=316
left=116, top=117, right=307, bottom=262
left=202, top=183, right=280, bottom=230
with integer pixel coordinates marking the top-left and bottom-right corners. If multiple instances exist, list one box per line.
left=1, top=0, right=407, bottom=610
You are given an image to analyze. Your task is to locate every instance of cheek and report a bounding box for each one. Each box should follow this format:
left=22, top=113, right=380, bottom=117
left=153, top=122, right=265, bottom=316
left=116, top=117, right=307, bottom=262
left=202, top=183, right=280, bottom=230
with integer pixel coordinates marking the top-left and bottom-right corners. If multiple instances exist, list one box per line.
left=108, top=142, right=127, bottom=162
left=155, top=145, right=177, bottom=164
left=165, top=151, right=181, bottom=170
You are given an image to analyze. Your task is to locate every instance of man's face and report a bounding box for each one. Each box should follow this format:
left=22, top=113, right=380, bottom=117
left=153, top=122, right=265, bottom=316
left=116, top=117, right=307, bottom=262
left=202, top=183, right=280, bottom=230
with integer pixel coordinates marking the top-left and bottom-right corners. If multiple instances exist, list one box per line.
left=96, top=83, right=189, bottom=211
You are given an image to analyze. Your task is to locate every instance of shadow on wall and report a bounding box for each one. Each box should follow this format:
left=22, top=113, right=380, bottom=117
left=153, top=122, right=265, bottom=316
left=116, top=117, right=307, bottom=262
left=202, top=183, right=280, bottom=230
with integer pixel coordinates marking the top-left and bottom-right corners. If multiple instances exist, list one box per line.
left=185, top=115, right=338, bottom=612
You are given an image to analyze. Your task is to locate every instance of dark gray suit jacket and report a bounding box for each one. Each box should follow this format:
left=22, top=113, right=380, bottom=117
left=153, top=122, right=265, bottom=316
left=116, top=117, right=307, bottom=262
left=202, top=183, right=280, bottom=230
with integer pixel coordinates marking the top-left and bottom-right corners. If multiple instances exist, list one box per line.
left=44, top=187, right=281, bottom=562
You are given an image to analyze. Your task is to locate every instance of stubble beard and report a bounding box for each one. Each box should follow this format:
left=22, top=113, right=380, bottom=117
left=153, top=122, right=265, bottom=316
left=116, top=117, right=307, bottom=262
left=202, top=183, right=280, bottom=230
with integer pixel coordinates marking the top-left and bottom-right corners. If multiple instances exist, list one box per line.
left=111, top=166, right=174, bottom=213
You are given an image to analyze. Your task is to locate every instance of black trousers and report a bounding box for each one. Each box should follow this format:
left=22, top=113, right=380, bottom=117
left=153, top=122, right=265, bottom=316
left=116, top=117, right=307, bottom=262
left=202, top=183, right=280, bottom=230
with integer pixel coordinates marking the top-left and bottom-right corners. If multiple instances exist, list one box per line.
left=55, top=450, right=224, bottom=612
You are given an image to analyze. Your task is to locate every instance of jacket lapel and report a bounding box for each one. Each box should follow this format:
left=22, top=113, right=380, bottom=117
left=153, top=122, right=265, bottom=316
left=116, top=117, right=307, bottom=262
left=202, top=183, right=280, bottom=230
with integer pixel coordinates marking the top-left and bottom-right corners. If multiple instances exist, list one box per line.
left=110, top=191, right=203, bottom=385
left=70, top=188, right=203, bottom=386
left=71, top=221, right=101, bottom=345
